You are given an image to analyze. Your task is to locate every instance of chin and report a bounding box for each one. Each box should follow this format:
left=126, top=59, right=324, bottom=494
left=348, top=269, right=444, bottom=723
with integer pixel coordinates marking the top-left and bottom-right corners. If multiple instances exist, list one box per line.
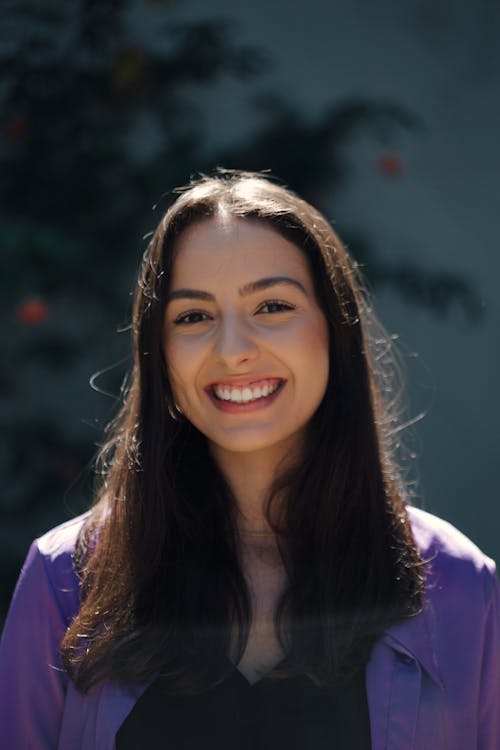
left=208, top=426, right=305, bottom=457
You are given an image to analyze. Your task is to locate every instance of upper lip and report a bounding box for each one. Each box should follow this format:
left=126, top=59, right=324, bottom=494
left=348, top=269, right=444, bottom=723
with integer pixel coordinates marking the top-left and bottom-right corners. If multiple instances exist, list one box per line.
left=205, top=376, right=286, bottom=391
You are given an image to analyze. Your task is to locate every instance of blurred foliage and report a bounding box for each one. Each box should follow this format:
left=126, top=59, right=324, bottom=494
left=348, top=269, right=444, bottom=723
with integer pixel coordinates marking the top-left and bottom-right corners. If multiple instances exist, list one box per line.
left=0, top=0, right=482, bottom=618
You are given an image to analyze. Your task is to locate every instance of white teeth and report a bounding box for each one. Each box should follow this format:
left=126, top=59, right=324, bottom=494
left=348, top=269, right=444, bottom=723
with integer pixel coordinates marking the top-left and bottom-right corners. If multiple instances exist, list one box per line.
left=213, top=381, right=281, bottom=403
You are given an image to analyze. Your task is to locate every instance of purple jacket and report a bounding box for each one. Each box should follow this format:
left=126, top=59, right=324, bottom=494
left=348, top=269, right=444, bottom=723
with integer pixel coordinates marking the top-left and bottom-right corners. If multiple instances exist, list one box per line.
left=1, top=506, right=499, bottom=749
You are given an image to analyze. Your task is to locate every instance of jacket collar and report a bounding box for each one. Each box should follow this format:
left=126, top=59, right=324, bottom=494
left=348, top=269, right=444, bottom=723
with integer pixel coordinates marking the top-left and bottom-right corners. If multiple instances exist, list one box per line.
left=382, top=599, right=443, bottom=689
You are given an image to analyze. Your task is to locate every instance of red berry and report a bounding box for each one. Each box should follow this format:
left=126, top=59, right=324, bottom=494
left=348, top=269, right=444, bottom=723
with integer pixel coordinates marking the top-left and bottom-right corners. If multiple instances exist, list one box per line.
left=377, top=152, right=405, bottom=177
left=16, top=298, right=50, bottom=325
left=5, top=116, right=28, bottom=139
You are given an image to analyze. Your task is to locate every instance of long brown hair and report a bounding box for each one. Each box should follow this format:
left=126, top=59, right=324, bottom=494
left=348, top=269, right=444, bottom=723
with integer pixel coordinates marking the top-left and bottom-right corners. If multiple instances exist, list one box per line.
left=61, top=170, right=424, bottom=693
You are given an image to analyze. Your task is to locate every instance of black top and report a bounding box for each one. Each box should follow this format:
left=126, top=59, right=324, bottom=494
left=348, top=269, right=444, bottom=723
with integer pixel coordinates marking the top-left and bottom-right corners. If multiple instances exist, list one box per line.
left=116, top=661, right=371, bottom=750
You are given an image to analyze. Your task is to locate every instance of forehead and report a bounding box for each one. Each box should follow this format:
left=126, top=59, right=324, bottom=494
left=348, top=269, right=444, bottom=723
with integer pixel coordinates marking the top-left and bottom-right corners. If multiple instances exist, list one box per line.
left=169, top=217, right=313, bottom=288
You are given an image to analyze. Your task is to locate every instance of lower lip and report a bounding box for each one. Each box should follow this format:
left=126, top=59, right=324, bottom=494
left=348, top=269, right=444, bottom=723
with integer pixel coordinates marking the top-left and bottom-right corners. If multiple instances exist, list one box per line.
left=206, top=382, right=286, bottom=414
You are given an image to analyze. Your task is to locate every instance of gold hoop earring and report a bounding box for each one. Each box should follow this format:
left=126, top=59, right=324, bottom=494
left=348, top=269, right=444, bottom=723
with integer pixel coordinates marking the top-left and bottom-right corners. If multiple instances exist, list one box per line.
left=166, top=398, right=183, bottom=421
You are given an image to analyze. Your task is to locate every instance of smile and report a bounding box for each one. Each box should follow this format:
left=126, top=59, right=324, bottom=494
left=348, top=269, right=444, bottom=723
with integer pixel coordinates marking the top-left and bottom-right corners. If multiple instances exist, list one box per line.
left=211, top=378, right=283, bottom=404
left=205, top=378, right=286, bottom=413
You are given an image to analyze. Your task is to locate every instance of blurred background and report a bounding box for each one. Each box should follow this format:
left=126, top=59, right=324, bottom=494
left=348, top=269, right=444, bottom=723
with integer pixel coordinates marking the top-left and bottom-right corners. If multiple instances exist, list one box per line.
left=1, top=0, right=499, bottom=621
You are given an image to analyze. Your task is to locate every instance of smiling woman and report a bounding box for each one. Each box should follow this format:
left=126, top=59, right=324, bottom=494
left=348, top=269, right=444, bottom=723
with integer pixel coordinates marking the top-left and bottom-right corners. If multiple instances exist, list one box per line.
left=0, top=170, right=499, bottom=749
left=163, top=218, right=329, bottom=459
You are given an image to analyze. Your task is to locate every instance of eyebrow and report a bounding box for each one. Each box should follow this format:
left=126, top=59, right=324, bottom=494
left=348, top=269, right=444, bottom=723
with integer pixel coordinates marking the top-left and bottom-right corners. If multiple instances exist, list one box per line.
left=165, top=276, right=308, bottom=304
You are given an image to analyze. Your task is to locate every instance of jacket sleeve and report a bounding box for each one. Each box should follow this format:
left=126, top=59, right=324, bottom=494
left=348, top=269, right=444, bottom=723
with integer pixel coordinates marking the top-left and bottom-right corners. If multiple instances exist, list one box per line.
left=0, top=540, right=73, bottom=748
left=478, top=563, right=500, bottom=749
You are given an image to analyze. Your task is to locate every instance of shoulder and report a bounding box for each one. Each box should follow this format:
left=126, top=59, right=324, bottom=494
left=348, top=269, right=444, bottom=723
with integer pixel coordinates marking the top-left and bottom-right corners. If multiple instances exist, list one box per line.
left=406, top=505, right=496, bottom=571
left=35, top=511, right=90, bottom=559
left=403, top=506, right=500, bottom=733
left=17, top=512, right=92, bottom=627
left=406, top=504, right=498, bottom=607
left=0, top=512, right=94, bottom=747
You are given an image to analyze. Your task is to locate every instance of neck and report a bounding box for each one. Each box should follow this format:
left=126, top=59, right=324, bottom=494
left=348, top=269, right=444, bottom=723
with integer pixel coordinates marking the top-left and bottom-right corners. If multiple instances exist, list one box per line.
left=208, top=438, right=301, bottom=534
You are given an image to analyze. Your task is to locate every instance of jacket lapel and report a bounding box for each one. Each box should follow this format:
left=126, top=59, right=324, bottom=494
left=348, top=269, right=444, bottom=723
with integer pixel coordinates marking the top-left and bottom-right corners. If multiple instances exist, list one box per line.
left=95, top=678, right=153, bottom=750
left=366, top=601, right=443, bottom=750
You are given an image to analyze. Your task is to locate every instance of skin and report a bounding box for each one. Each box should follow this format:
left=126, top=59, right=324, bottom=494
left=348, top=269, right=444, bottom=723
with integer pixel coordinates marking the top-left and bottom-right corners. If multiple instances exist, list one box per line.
left=163, top=217, right=330, bottom=682
left=163, top=217, right=329, bottom=529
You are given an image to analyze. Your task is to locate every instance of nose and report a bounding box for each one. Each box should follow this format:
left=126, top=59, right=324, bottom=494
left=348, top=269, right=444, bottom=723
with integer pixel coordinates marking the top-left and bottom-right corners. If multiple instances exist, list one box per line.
left=213, top=314, right=259, bottom=369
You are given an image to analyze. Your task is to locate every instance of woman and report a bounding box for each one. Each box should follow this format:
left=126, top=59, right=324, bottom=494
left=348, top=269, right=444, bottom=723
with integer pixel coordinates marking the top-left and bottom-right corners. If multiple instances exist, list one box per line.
left=1, top=170, right=499, bottom=749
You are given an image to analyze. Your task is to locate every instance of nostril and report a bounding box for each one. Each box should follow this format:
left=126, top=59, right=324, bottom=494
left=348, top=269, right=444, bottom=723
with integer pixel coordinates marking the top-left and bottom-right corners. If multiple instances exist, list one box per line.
left=214, top=351, right=258, bottom=367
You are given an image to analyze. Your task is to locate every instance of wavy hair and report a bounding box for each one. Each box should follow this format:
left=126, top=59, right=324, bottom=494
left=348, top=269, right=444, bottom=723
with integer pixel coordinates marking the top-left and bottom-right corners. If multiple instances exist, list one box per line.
left=61, top=170, right=424, bottom=693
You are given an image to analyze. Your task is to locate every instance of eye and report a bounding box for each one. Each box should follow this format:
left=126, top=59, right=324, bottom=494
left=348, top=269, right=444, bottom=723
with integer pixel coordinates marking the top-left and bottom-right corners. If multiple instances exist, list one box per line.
left=257, top=300, right=295, bottom=314
left=173, top=310, right=211, bottom=325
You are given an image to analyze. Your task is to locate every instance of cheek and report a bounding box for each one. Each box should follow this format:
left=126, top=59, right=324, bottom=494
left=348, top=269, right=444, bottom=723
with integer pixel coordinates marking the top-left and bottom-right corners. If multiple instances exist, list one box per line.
left=163, top=340, right=186, bottom=392
left=300, top=318, right=330, bottom=391
left=163, top=338, right=203, bottom=401
left=285, top=316, right=329, bottom=363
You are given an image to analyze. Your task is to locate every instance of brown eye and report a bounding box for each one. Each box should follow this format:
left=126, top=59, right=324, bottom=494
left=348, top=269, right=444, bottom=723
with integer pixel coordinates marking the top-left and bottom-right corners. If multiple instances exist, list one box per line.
left=174, top=311, right=211, bottom=325
left=258, top=300, right=295, bottom=314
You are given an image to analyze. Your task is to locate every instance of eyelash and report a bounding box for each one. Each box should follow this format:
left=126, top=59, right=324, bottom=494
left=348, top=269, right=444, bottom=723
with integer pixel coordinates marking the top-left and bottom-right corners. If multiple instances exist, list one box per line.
left=173, top=300, right=295, bottom=326
left=258, top=300, right=295, bottom=314
left=173, top=311, right=210, bottom=326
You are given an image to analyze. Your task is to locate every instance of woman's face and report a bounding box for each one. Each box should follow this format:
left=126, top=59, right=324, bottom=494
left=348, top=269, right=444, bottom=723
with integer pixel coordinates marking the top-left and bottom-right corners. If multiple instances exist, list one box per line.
left=163, top=217, right=329, bottom=460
